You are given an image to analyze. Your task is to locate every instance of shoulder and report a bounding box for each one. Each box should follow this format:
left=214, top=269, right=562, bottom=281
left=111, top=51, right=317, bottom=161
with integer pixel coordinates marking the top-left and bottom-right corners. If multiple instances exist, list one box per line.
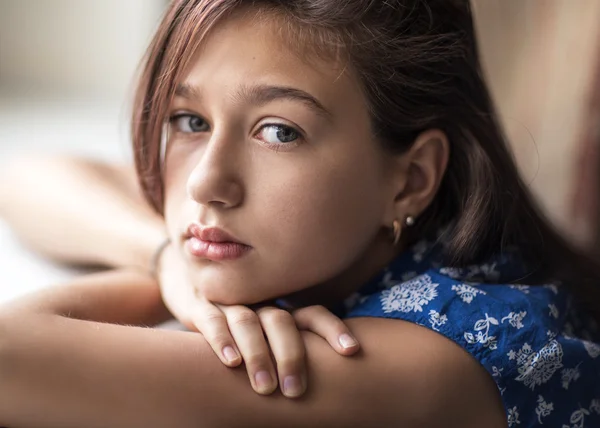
left=344, top=268, right=600, bottom=427
left=239, top=316, right=506, bottom=428
left=327, top=317, right=507, bottom=428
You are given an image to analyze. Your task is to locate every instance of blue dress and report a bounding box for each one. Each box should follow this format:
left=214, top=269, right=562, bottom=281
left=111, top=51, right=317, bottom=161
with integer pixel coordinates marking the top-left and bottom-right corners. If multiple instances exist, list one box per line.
left=343, top=239, right=600, bottom=428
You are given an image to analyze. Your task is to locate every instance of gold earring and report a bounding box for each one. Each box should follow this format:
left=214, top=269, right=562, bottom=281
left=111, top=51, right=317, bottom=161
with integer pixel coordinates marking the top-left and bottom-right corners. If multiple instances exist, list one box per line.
left=392, top=219, right=401, bottom=246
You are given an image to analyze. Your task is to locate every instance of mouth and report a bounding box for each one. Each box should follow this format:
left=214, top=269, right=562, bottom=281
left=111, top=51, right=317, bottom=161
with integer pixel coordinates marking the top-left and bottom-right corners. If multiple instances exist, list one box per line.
left=184, top=223, right=251, bottom=261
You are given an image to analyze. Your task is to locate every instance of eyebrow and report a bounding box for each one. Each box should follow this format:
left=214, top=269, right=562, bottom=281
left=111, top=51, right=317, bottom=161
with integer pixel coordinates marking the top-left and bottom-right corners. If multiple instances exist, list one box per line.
left=174, top=82, right=333, bottom=120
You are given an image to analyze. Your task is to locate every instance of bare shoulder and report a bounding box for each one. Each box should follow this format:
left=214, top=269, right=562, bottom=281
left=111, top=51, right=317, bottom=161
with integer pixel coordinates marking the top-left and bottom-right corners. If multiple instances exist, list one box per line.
left=341, top=317, right=507, bottom=427
left=246, top=317, right=508, bottom=428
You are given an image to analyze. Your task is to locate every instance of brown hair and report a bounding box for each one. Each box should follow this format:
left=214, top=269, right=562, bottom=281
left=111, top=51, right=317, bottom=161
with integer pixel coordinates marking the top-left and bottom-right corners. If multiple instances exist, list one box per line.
left=132, top=0, right=600, bottom=318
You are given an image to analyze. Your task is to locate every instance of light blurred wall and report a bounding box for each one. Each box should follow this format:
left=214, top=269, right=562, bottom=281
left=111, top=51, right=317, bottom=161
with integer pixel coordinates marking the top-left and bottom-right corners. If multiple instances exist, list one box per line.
left=0, top=0, right=166, bottom=99
left=473, top=0, right=600, bottom=243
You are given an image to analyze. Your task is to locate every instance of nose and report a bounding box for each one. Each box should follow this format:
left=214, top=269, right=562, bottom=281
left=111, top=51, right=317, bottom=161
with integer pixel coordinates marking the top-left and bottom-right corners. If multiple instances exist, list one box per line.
left=186, top=133, right=244, bottom=209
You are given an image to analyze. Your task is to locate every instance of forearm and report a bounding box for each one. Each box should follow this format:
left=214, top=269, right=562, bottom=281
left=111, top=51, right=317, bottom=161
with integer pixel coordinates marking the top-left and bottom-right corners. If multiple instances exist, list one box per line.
left=0, top=270, right=181, bottom=428
left=0, top=271, right=501, bottom=428
left=0, top=154, right=166, bottom=269
left=1, top=314, right=208, bottom=428
left=0, top=271, right=343, bottom=428
left=0, top=270, right=251, bottom=428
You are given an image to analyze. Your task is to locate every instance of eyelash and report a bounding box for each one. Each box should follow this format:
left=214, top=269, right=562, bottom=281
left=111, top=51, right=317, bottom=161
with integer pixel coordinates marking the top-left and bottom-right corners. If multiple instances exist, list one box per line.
left=168, top=113, right=304, bottom=149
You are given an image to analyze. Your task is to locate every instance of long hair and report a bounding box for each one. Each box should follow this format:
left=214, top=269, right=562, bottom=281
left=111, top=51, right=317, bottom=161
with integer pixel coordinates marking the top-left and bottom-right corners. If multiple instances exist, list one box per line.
left=132, top=0, right=600, bottom=319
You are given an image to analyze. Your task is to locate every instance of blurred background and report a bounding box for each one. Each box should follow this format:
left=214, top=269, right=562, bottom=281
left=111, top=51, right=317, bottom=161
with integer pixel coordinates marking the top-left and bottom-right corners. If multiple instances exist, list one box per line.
left=0, top=0, right=166, bottom=162
left=0, top=0, right=600, bottom=248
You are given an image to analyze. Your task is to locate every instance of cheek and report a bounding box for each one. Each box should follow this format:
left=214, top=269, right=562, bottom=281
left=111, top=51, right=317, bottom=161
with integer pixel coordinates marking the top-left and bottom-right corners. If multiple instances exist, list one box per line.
left=252, top=153, right=386, bottom=286
left=163, top=154, right=194, bottom=239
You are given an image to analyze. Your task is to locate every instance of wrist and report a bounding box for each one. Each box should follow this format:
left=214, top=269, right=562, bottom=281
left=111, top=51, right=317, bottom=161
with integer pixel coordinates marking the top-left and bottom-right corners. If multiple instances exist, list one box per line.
left=104, top=219, right=167, bottom=271
left=150, top=238, right=171, bottom=278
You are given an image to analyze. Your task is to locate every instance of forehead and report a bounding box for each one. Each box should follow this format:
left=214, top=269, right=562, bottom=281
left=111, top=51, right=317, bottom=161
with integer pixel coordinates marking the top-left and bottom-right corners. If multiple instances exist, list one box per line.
left=178, top=10, right=366, bottom=118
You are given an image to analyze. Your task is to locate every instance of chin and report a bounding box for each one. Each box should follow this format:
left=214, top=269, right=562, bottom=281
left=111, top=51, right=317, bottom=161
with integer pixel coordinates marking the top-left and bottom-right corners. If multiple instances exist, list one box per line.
left=191, top=271, right=269, bottom=306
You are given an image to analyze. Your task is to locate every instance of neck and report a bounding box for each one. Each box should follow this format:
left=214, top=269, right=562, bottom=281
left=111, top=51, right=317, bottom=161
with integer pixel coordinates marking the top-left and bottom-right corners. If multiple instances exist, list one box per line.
left=280, top=232, right=403, bottom=309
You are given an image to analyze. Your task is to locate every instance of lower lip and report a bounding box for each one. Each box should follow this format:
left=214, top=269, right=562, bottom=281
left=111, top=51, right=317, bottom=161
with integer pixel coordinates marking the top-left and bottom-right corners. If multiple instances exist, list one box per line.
left=185, top=237, right=251, bottom=261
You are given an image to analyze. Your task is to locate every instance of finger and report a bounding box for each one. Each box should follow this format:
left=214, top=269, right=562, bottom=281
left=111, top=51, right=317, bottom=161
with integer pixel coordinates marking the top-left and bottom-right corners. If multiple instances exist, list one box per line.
left=293, top=305, right=360, bottom=355
left=220, top=305, right=278, bottom=395
left=257, top=307, right=307, bottom=399
left=191, top=300, right=242, bottom=367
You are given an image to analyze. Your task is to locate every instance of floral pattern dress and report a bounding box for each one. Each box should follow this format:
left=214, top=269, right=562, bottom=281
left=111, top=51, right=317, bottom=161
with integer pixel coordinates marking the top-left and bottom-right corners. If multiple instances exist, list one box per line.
left=342, top=240, right=600, bottom=428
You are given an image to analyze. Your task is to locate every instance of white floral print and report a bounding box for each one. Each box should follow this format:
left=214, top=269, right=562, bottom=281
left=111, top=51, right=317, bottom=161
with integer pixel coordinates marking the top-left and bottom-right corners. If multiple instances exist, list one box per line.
left=509, top=340, right=564, bottom=390
left=562, top=407, right=590, bottom=428
left=561, top=367, right=581, bottom=390
left=380, top=274, right=439, bottom=313
left=508, top=343, right=532, bottom=366
left=509, top=284, right=531, bottom=294
left=428, top=310, right=447, bottom=332
left=581, top=340, right=600, bottom=359
left=344, top=238, right=600, bottom=428
left=536, top=395, right=554, bottom=424
left=562, top=400, right=600, bottom=428
left=549, top=304, right=559, bottom=319
left=412, top=240, right=428, bottom=262
left=507, top=406, right=521, bottom=427
left=502, top=311, right=527, bottom=330
left=464, top=313, right=498, bottom=350
left=451, top=283, right=486, bottom=304
left=478, top=263, right=500, bottom=282
left=439, top=267, right=462, bottom=279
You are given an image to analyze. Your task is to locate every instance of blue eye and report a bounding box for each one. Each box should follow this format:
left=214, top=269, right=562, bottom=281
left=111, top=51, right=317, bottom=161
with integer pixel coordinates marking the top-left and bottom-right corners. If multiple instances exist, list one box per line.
left=170, top=114, right=210, bottom=133
left=257, top=124, right=300, bottom=144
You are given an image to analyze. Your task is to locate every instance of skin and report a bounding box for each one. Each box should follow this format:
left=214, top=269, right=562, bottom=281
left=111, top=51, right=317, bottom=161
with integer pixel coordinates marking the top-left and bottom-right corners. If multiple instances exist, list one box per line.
left=0, top=10, right=508, bottom=428
left=164, top=11, right=446, bottom=309
left=1, top=270, right=507, bottom=428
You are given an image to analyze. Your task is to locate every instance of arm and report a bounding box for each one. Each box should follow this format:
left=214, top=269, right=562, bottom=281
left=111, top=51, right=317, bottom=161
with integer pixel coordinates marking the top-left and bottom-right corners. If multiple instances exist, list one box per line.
left=0, top=271, right=507, bottom=428
left=0, top=154, right=165, bottom=270
left=0, top=155, right=360, bottom=400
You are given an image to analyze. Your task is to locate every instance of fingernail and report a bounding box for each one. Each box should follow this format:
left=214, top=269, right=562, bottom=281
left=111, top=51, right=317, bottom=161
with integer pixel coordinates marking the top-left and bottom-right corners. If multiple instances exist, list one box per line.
left=222, top=346, right=239, bottom=363
left=283, top=375, right=304, bottom=398
left=339, top=333, right=358, bottom=349
left=254, top=371, right=273, bottom=392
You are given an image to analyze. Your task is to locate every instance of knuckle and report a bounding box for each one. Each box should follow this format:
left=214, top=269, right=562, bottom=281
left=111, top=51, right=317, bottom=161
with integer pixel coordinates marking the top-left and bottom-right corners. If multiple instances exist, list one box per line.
left=276, top=355, right=306, bottom=373
left=310, top=304, right=328, bottom=314
left=206, top=332, right=232, bottom=347
left=255, top=305, right=278, bottom=317
left=295, top=305, right=325, bottom=319
left=260, top=309, right=294, bottom=326
left=244, top=352, right=270, bottom=368
left=229, top=309, right=259, bottom=327
left=202, top=310, right=226, bottom=324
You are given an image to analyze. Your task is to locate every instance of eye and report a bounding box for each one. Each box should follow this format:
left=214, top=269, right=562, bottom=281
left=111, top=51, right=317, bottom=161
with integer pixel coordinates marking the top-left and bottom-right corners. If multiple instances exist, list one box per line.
left=170, top=114, right=210, bottom=133
left=255, top=124, right=300, bottom=145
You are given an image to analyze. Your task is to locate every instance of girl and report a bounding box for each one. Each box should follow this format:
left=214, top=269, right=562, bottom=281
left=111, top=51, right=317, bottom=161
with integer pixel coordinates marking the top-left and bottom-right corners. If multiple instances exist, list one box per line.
left=1, top=0, right=600, bottom=427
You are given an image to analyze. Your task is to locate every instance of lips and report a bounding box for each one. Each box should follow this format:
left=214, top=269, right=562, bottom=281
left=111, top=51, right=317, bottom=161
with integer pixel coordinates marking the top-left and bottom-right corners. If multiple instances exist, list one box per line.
left=185, top=223, right=250, bottom=261
left=187, top=223, right=244, bottom=243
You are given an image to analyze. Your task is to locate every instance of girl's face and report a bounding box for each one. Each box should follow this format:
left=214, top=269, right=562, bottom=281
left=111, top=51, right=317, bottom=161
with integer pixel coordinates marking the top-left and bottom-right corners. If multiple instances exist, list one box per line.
left=163, top=13, right=400, bottom=305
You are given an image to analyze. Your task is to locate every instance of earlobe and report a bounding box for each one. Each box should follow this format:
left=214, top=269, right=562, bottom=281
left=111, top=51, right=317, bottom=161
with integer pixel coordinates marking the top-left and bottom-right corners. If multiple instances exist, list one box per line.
left=389, top=215, right=416, bottom=246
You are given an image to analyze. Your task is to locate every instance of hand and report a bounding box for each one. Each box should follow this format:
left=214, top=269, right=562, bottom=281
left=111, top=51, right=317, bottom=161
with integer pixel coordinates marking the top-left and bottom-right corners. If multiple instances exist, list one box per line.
left=190, top=302, right=360, bottom=398
left=157, top=244, right=360, bottom=398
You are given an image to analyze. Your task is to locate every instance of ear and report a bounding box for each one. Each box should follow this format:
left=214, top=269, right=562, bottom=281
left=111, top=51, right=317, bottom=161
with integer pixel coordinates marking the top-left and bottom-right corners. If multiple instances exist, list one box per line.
left=383, top=129, right=450, bottom=226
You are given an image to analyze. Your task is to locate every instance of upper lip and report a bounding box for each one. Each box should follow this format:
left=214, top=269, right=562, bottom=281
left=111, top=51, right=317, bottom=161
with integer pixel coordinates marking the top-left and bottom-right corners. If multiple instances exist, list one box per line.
left=186, top=223, right=246, bottom=245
